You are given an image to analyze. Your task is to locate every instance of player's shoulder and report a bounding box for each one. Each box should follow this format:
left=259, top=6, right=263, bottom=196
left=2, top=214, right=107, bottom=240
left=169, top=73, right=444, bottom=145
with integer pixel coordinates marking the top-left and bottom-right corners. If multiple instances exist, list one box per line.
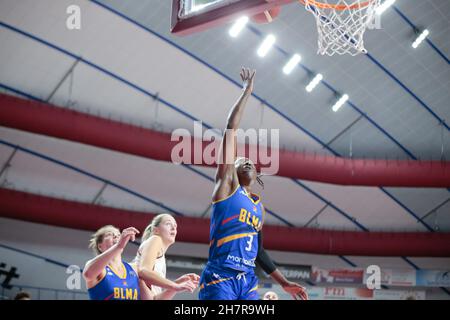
left=143, top=234, right=163, bottom=247
left=212, top=182, right=240, bottom=204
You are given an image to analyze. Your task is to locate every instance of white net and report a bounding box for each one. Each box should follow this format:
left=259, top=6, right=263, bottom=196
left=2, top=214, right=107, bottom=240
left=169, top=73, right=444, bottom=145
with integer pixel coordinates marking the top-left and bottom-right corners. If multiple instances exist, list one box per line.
left=302, top=0, right=381, bottom=56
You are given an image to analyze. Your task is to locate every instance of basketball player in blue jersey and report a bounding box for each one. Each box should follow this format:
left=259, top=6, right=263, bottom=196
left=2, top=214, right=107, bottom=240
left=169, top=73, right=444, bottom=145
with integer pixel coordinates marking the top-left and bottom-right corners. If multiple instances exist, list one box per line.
left=83, top=225, right=152, bottom=300
left=198, top=68, right=308, bottom=300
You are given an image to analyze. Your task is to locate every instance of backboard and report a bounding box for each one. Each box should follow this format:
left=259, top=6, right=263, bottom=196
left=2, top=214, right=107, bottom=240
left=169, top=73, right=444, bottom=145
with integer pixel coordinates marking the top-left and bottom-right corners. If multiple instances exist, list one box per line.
left=171, top=0, right=293, bottom=36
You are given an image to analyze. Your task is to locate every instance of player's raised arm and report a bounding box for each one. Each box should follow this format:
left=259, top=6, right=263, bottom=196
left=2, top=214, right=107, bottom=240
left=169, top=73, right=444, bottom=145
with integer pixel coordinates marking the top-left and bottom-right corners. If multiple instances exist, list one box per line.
left=83, top=227, right=138, bottom=282
left=213, top=68, right=255, bottom=202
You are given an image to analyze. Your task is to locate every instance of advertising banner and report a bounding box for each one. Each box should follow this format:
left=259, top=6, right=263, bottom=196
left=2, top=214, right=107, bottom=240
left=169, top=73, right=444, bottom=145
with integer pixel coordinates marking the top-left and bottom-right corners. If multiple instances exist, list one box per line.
left=307, top=287, right=426, bottom=300
left=311, top=267, right=364, bottom=284
left=258, top=264, right=311, bottom=281
left=166, top=255, right=207, bottom=273
left=416, top=270, right=450, bottom=287
left=373, top=289, right=426, bottom=300
left=363, top=268, right=416, bottom=287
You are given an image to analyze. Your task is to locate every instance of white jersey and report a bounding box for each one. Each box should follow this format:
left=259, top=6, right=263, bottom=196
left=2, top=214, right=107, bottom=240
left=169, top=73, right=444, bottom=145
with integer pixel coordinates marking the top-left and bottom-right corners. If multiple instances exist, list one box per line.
left=134, top=241, right=167, bottom=296
left=151, top=255, right=166, bottom=295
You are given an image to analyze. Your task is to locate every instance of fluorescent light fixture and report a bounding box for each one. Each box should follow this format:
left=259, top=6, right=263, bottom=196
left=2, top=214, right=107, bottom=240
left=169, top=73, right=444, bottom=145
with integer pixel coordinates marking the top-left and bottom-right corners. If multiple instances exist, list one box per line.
left=306, top=73, right=323, bottom=92
left=257, top=34, right=276, bottom=57
left=282, top=54, right=302, bottom=75
left=412, top=29, right=429, bottom=49
left=332, top=94, right=349, bottom=112
left=376, top=0, right=396, bottom=15
left=229, top=16, right=249, bottom=38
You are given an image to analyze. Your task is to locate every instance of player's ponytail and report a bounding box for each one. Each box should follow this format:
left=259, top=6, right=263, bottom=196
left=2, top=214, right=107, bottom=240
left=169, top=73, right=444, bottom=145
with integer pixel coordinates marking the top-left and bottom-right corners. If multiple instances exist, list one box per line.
left=142, top=213, right=174, bottom=241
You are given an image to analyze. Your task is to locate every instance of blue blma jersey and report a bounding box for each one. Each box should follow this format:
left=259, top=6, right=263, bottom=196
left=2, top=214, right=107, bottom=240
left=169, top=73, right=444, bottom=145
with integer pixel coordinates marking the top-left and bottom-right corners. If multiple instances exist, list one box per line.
left=88, top=261, right=140, bottom=300
left=207, top=185, right=265, bottom=273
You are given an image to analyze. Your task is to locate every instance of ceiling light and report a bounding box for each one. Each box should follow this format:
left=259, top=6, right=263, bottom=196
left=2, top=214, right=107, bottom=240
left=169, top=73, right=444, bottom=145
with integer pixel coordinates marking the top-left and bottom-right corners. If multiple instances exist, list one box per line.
left=306, top=73, right=323, bottom=92
left=332, top=94, right=349, bottom=112
left=229, top=16, right=249, bottom=38
left=412, top=29, right=429, bottom=49
left=283, top=54, right=302, bottom=75
left=257, top=34, right=276, bottom=57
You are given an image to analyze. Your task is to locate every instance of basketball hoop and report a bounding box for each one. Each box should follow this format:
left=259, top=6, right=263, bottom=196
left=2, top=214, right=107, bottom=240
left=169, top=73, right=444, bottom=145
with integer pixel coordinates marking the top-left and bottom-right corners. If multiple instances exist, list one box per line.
left=299, top=0, right=381, bottom=56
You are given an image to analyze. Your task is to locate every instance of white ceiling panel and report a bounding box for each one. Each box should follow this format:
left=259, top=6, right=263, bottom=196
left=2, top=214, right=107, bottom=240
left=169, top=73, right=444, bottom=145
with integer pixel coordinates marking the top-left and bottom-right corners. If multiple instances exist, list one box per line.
left=48, top=63, right=198, bottom=133
left=407, top=257, right=450, bottom=270
left=0, top=28, right=75, bottom=100
left=312, top=205, right=361, bottom=231
left=0, top=126, right=212, bottom=216
left=259, top=175, right=332, bottom=227
left=303, top=181, right=426, bottom=232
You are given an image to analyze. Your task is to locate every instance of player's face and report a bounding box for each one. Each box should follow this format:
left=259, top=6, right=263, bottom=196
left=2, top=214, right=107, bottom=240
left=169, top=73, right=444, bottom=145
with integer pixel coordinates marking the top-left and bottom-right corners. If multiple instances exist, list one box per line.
left=98, top=228, right=120, bottom=253
left=155, top=216, right=178, bottom=245
left=235, top=158, right=257, bottom=185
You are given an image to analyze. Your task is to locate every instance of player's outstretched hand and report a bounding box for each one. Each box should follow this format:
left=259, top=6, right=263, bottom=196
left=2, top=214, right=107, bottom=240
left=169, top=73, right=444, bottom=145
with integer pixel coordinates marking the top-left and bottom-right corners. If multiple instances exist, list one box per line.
left=116, top=227, right=139, bottom=250
left=175, top=273, right=200, bottom=286
left=174, top=280, right=197, bottom=293
left=240, top=67, right=256, bottom=93
left=282, top=281, right=309, bottom=300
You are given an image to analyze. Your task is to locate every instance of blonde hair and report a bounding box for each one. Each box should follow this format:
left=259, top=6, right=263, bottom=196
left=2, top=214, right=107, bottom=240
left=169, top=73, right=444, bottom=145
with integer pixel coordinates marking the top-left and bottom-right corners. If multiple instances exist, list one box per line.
left=88, top=225, right=119, bottom=255
left=142, top=214, right=174, bottom=241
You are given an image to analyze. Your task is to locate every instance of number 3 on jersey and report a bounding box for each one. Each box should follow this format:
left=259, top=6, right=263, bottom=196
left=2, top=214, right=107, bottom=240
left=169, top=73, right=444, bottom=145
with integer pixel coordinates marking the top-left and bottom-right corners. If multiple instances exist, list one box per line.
left=245, top=234, right=254, bottom=251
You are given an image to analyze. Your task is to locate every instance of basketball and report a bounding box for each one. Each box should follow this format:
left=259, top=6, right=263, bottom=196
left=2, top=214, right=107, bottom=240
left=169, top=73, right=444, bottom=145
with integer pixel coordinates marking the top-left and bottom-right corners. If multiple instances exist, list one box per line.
left=250, top=7, right=281, bottom=24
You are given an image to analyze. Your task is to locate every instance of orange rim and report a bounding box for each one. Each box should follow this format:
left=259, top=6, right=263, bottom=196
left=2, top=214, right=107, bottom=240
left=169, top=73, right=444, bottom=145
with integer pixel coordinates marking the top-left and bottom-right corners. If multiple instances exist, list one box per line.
left=299, top=0, right=375, bottom=11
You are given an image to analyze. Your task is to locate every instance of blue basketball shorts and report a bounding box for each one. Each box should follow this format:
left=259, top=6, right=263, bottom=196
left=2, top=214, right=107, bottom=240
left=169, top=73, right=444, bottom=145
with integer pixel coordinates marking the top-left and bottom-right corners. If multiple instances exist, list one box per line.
left=198, top=264, right=259, bottom=300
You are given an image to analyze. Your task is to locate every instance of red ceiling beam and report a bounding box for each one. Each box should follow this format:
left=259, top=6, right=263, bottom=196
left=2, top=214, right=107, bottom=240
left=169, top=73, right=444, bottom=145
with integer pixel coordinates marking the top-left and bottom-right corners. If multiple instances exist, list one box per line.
left=1, top=93, right=449, bottom=187
left=1, top=188, right=450, bottom=257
